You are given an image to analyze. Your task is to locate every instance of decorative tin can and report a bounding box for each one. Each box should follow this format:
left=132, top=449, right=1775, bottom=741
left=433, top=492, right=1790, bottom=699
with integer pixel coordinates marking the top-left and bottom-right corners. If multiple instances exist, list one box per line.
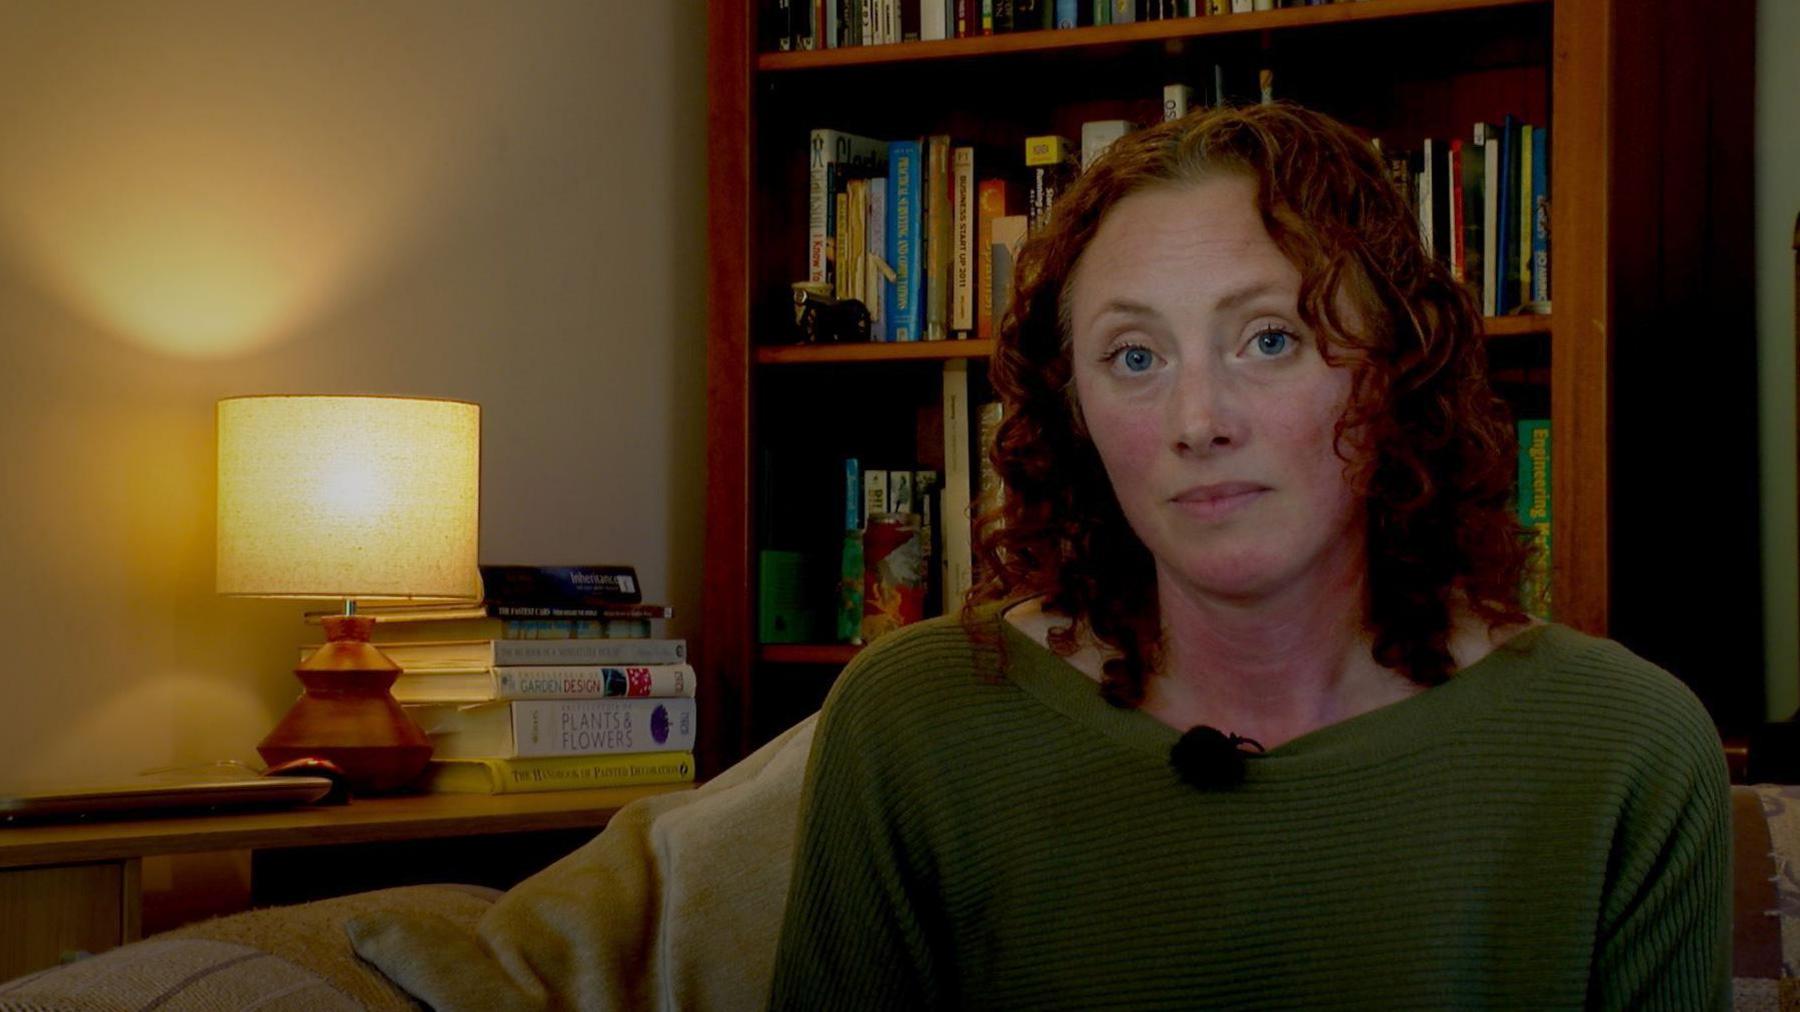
left=861, top=512, right=926, bottom=642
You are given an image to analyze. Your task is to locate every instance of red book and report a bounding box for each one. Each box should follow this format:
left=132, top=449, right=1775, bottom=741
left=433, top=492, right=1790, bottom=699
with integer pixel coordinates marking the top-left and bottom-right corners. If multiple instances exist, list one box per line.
left=1449, top=139, right=1466, bottom=283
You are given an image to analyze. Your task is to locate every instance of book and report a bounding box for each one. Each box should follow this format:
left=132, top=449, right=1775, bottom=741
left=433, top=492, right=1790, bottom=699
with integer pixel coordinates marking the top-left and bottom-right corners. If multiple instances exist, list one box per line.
left=866, top=174, right=887, bottom=328
left=361, top=638, right=688, bottom=669
left=1163, top=83, right=1195, bottom=121
left=410, top=697, right=698, bottom=760
left=309, top=600, right=672, bottom=623
left=924, top=134, right=954, bottom=340
left=1460, top=134, right=1487, bottom=307
left=976, top=179, right=1019, bottom=341
left=1474, top=121, right=1501, bottom=317
left=1448, top=138, right=1465, bottom=281
left=1080, top=119, right=1132, bottom=171
left=388, top=663, right=697, bottom=704
left=421, top=752, right=696, bottom=795
left=941, top=361, right=975, bottom=610
left=478, top=564, right=640, bottom=605
left=1024, top=135, right=1077, bottom=233
left=1529, top=124, right=1550, bottom=308
left=1518, top=124, right=1533, bottom=310
left=1516, top=418, right=1551, bottom=617
left=355, top=617, right=653, bottom=643
left=887, top=140, right=924, bottom=341
left=1497, top=114, right=1519, bottom=315
left=951, top=146, right=976, bottom=335
left=809, top=129, right=888, bottom=288
left=990, top=214, right=1028, bottom=329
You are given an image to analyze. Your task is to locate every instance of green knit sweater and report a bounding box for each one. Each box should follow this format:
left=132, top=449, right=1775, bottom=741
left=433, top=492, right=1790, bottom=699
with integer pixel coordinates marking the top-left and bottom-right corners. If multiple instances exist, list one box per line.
left=768, top=605, right=1730, bottom=1010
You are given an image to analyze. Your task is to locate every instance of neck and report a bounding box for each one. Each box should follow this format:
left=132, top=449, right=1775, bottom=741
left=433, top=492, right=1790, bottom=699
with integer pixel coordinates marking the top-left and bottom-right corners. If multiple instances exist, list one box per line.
left=1147, top=541, right=1400, bottom=746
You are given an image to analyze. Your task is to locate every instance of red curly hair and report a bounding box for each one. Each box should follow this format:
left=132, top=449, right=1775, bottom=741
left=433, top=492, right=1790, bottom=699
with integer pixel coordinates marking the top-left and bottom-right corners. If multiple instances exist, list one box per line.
left=968, top=102, right=1533, bottom=707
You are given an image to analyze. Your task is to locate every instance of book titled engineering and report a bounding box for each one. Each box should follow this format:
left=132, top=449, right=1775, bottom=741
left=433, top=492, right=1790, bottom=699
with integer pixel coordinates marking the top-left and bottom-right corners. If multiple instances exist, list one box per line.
left=421, top=752, right=695, bottom=795
left=393, top=664, right=697, bottom=704
left=411, top=697, right=699, bottom=760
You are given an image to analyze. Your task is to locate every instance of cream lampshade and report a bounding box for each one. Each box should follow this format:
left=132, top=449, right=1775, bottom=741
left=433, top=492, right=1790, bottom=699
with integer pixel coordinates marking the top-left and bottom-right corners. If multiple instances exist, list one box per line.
left=216, top=395, right=481, bottom=793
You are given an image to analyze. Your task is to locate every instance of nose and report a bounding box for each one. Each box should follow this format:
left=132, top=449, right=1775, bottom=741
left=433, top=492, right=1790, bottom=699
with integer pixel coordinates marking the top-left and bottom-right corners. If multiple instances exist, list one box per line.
left=1170, top=360, right=1239, bottom=454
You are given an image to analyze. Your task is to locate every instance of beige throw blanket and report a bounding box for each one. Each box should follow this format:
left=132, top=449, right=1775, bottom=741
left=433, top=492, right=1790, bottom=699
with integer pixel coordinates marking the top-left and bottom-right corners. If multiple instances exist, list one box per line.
left=348, top=713, right=816, bottom=1011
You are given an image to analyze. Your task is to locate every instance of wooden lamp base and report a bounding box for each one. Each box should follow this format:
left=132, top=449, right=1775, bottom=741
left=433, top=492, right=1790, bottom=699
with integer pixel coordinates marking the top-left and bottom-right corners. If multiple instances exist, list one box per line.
left=258, top=614, right=432, bottom=795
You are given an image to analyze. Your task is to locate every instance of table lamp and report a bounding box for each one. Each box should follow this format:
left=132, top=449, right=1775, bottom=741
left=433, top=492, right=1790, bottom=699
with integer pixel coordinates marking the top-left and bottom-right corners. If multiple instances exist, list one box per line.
left=216, top=395, right=481, bottom=794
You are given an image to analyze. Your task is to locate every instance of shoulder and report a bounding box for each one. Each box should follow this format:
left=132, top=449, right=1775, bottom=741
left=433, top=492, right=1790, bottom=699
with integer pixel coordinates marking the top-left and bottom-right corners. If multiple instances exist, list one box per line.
left=813, top=606, right=1014, bottom=742
left=1506, top=625, right=1723, bottom=784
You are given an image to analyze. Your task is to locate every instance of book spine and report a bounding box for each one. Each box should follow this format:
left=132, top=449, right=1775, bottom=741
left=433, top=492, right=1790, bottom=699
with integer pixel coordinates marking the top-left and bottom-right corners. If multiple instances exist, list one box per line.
left=488, top=602, right=671, bottom=619
left=479, top=564, right=640, bottom=605
left=941, top=361, right=975, bottom=610
left=867, top=175, right=887, bottom=328
left=1461, top=135, right=1486, bottom=311
left=921, top=0, right=947, bottom=37
left=1163, top=83, right=1193, bottom=121
left=491, top=639, right=688, bottom=665
left=1517, top=123, right=1533, bottom=309
left=990, top=216, right=1027, bottom=332
left=810, top=129, right=834, bottom=284
left=512, top=698, right=699, bottom=758
left=424, top=753, right=696, bottom=795
left=888, top=140, right=923, bottom=341
left=1516, top=419, right=1551, bottom=616
left=1419, top=138, right=1436, bottom=261
left=1481, top=124, right=1500, bottom=317
left=495, top=663, right=698, bottom=700
left=1530, top=124, right=1550, bottom=306
left=1448, top=138, right=1465, bottom=282
left=924, top=135, right=953, bottom=340
left=844, top=457, right=863, bottom=529
left=1111, top=0, right=1134, bottom=22
left=951, top=146, right=975, bottom=335
left=1497, top=114, right=1519, bottom=315
left=1055, top=0, right=1077, bottom=26
left=976, top=179, right=1006, bottom=340
left=863, top=467, right=889, bottom=517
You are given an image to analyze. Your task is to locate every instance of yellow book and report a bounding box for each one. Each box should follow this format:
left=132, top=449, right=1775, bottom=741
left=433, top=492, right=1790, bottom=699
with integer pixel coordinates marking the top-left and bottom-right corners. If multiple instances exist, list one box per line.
left=1023, top=135, right=1074, bottom=168
left=421, top=751, right=696, bottom=795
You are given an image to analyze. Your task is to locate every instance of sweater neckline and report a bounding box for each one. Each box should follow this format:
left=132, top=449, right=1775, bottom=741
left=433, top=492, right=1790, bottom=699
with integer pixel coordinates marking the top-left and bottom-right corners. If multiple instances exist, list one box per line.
left=992, top=602, right=1568, bottom=775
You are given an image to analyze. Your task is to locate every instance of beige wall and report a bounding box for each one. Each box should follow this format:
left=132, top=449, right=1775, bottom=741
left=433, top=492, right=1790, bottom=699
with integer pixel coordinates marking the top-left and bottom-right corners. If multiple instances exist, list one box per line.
left=0, top=1, right=709, bottom=781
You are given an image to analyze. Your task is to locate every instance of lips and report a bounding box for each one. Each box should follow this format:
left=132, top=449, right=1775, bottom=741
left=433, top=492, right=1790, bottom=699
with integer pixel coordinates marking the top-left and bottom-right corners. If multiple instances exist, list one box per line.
left=1169, top=482, right=1270, bottom=521
left=1171, top=482, right=1270, bottom=505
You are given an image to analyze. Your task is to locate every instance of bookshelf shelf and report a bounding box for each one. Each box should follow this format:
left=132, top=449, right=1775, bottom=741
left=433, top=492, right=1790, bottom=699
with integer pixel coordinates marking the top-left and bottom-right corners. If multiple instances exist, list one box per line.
left=757, top=0, right=1546, bottom=72
left=1483, top=314, right=1550, bottom=338
left=756, top=339, right=997, bottom=365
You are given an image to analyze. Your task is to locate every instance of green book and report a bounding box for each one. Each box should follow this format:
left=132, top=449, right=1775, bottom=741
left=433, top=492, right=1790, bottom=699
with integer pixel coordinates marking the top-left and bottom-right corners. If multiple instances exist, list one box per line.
left=1516, top=419, right=1552, bottom=617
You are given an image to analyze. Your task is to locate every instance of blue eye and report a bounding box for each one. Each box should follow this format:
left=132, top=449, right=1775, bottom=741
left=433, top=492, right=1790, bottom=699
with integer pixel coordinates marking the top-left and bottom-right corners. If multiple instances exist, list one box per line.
left=1121, top=347, right=1154, bottom=372
left=1252, top=329, right=1295, bottom=356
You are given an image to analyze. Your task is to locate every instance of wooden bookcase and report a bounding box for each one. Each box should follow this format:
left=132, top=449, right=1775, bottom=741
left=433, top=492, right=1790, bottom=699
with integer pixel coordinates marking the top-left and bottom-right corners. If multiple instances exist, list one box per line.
left=701, top=0, right=1760, bottom=774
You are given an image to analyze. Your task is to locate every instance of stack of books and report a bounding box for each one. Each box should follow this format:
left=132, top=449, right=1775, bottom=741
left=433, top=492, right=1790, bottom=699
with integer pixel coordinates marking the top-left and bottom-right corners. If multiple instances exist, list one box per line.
left=302, top=565, right=696, bottom=795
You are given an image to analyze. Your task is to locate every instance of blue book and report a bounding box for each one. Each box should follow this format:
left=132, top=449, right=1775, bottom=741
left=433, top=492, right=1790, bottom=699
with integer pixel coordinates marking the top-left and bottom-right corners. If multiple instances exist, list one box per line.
left=843, top=458, right=863, bottom=531
left=1530, top=125, right=1550, bottom=306
left=1056, top=0, right=1077, bottom=26
left=887, top=140, right=924, bottom=342
left=1496, top=114, right=1519, bottom=316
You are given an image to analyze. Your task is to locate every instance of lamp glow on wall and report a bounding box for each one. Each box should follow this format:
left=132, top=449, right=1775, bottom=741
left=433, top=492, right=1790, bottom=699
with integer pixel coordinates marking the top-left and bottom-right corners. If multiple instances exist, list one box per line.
left=217, top=395, right=480, bottom=793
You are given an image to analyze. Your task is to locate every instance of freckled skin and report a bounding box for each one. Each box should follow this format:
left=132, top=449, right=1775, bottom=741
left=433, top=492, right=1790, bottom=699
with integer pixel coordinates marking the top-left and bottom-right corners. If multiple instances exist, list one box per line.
left=1067, top=176, right=1363, bottom=608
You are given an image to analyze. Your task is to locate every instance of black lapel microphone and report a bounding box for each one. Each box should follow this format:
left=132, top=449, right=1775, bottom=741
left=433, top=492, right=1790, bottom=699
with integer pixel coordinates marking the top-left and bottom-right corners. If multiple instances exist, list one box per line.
left=1170, top=725, right=1266, bottom=789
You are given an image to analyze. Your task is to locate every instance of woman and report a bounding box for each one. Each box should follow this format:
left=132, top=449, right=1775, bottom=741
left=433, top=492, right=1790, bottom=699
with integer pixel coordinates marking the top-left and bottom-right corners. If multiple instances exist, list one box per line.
left=768, top=104, right=1728, bottom=1009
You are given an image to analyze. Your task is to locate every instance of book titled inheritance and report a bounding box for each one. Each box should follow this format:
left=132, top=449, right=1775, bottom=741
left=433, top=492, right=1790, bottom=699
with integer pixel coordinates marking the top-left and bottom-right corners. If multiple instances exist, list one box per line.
left=410, top=697, right=699, bottom=760
left=478, top=564, right=641, bottom=605
left=322, top=601, right=673, bottom=623
left=390, top=663, right=698, bottom=705
left=421, top=752, right=696, bottom=795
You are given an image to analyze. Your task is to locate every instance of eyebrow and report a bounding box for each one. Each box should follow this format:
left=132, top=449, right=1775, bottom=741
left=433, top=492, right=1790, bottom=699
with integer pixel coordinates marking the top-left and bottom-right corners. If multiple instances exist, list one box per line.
left=1084, top=280, right=1287, bottom=327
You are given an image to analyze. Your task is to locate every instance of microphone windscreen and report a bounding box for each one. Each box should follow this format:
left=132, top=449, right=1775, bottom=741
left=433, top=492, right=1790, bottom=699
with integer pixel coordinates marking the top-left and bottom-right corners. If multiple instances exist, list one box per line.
left=1170, top=725, right=1265, bottom=789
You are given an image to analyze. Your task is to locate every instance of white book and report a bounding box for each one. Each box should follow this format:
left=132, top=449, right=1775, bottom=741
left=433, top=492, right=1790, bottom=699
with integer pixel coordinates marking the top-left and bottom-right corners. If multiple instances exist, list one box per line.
left=867, top=175, right=887, bottom=327
left=889, top=469, right=915, bottom=514
left=1081, top=120, right=1132, bottom=172
left=922, top=0, right=947, bottom=39
left=1475, top=122, right=1501, bottom=317
left=410, top=697, right=698, bottom=760
left=863, top=467, right=889, bottom=519
left=393, top=664, right=698, bottom=704
left=1163, top=83, right=1195, bottom=122
left=941, top=361, right=975, bottom=610
left=952, top=146, right=975, bottom=334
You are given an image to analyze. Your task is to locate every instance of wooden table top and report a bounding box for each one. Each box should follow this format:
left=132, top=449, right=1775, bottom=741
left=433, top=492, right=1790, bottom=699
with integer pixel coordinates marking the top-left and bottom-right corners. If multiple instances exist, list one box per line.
left=0, top=784, right=693, bottom=869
